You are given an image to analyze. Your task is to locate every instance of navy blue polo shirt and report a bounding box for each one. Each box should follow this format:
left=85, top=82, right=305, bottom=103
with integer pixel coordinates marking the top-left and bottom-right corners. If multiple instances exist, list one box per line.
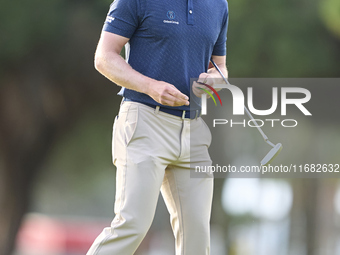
left=103, top=0, right=229, bottom=111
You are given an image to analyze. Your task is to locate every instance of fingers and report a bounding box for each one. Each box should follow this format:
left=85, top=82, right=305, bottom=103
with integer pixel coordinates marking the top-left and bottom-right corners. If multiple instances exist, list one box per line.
left=150, top=82, right=189, bottom=107
left=161, top=86, right=189, bottom=106
left=192, top=72, right=222, bottom=98
left=197, top=73, right=214, bottom=86
left=192, top=82, right=213, bottom=98
left=168, top=87, right=190, bottom=106
left=192, top=72, right=214, bottom=98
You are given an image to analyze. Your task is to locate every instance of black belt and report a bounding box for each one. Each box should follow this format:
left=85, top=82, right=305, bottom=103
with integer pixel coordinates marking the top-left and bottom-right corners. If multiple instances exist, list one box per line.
left=123, top=98, right=201, bottom=119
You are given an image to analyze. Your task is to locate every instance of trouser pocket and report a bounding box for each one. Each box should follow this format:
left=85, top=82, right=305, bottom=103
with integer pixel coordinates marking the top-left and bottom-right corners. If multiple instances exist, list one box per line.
left=112, top=115, right=119, bottom=165
left=112, top=103, right=139, bottom=165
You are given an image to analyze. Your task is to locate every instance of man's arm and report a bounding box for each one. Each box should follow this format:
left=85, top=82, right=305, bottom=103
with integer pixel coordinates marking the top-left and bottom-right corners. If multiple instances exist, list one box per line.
left=94, top=31, right=189, bottom=107
left=208, top=55, right=228, bottom=79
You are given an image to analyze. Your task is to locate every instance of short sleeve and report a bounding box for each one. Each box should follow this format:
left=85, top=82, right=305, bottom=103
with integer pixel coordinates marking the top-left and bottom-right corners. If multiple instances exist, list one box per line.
left=212, top=3, right=229, bottom=56
left=102, top=0, right=141, bottom=39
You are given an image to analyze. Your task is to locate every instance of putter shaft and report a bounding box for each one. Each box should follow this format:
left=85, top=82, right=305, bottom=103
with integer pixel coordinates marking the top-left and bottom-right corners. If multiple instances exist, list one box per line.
left=210, top=59, right=275, bottom=148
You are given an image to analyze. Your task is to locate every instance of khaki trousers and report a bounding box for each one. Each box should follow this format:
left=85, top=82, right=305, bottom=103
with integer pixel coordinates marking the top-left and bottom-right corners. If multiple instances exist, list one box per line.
left=87, top=101, right=213, bottom=255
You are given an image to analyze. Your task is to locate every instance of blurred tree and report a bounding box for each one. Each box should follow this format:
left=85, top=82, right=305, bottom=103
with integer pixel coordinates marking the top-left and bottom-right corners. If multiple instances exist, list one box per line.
left=320, top=0, right=340, bottom=40
left=0, top=1, right=115, bottom=254
left=227, top=0, right=340, bottom=77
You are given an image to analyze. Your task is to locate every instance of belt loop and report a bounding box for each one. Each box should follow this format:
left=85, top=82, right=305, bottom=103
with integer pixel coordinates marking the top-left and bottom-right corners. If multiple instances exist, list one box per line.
left=155, top=106, right=160, bottom=115
left=182, top=110, right=186, bottom=119
left=120, top=97, right=125, bottom=106
left=195, top=110, right=199, bottom=120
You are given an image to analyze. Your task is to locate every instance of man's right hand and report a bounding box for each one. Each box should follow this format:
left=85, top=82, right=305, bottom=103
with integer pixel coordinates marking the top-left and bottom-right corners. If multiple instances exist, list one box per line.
left=147, top=80, right=190, bottom=107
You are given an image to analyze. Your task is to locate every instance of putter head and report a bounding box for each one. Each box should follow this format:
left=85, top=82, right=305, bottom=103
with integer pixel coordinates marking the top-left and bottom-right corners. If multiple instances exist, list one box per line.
left=261, top=143, right=283, bottom=166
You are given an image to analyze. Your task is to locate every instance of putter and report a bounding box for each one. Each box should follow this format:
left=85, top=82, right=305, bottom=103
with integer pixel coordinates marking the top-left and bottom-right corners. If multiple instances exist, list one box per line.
left=209, top=59, right=282, bottom=166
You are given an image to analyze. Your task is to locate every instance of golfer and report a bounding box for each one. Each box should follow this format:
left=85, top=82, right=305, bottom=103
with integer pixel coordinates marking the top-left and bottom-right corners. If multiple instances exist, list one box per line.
left=87, top=0, right=229, bottom=254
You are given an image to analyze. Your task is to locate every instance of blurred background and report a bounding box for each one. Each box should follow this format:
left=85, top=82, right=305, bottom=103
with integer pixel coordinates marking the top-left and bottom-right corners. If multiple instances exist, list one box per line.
left=0, top=0, right=340, bottom=255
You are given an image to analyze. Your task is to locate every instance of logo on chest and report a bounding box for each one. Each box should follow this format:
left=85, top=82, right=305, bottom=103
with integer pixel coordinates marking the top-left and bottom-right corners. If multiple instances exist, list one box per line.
left=164, top=11, right=179, bottom=25
left=167, top=11, right=175, bottom=20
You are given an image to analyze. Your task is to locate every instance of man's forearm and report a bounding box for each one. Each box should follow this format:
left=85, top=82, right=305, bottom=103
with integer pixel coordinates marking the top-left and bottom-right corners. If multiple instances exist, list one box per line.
left=208, top=56, right=228, bottom=79
left=208, top=66, right=228, bottom=79
left=94, top=31, right=189, bottom=106
left=95, top=50, right=154, bottom=95
left=95, top=51, right=189, bottom=106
